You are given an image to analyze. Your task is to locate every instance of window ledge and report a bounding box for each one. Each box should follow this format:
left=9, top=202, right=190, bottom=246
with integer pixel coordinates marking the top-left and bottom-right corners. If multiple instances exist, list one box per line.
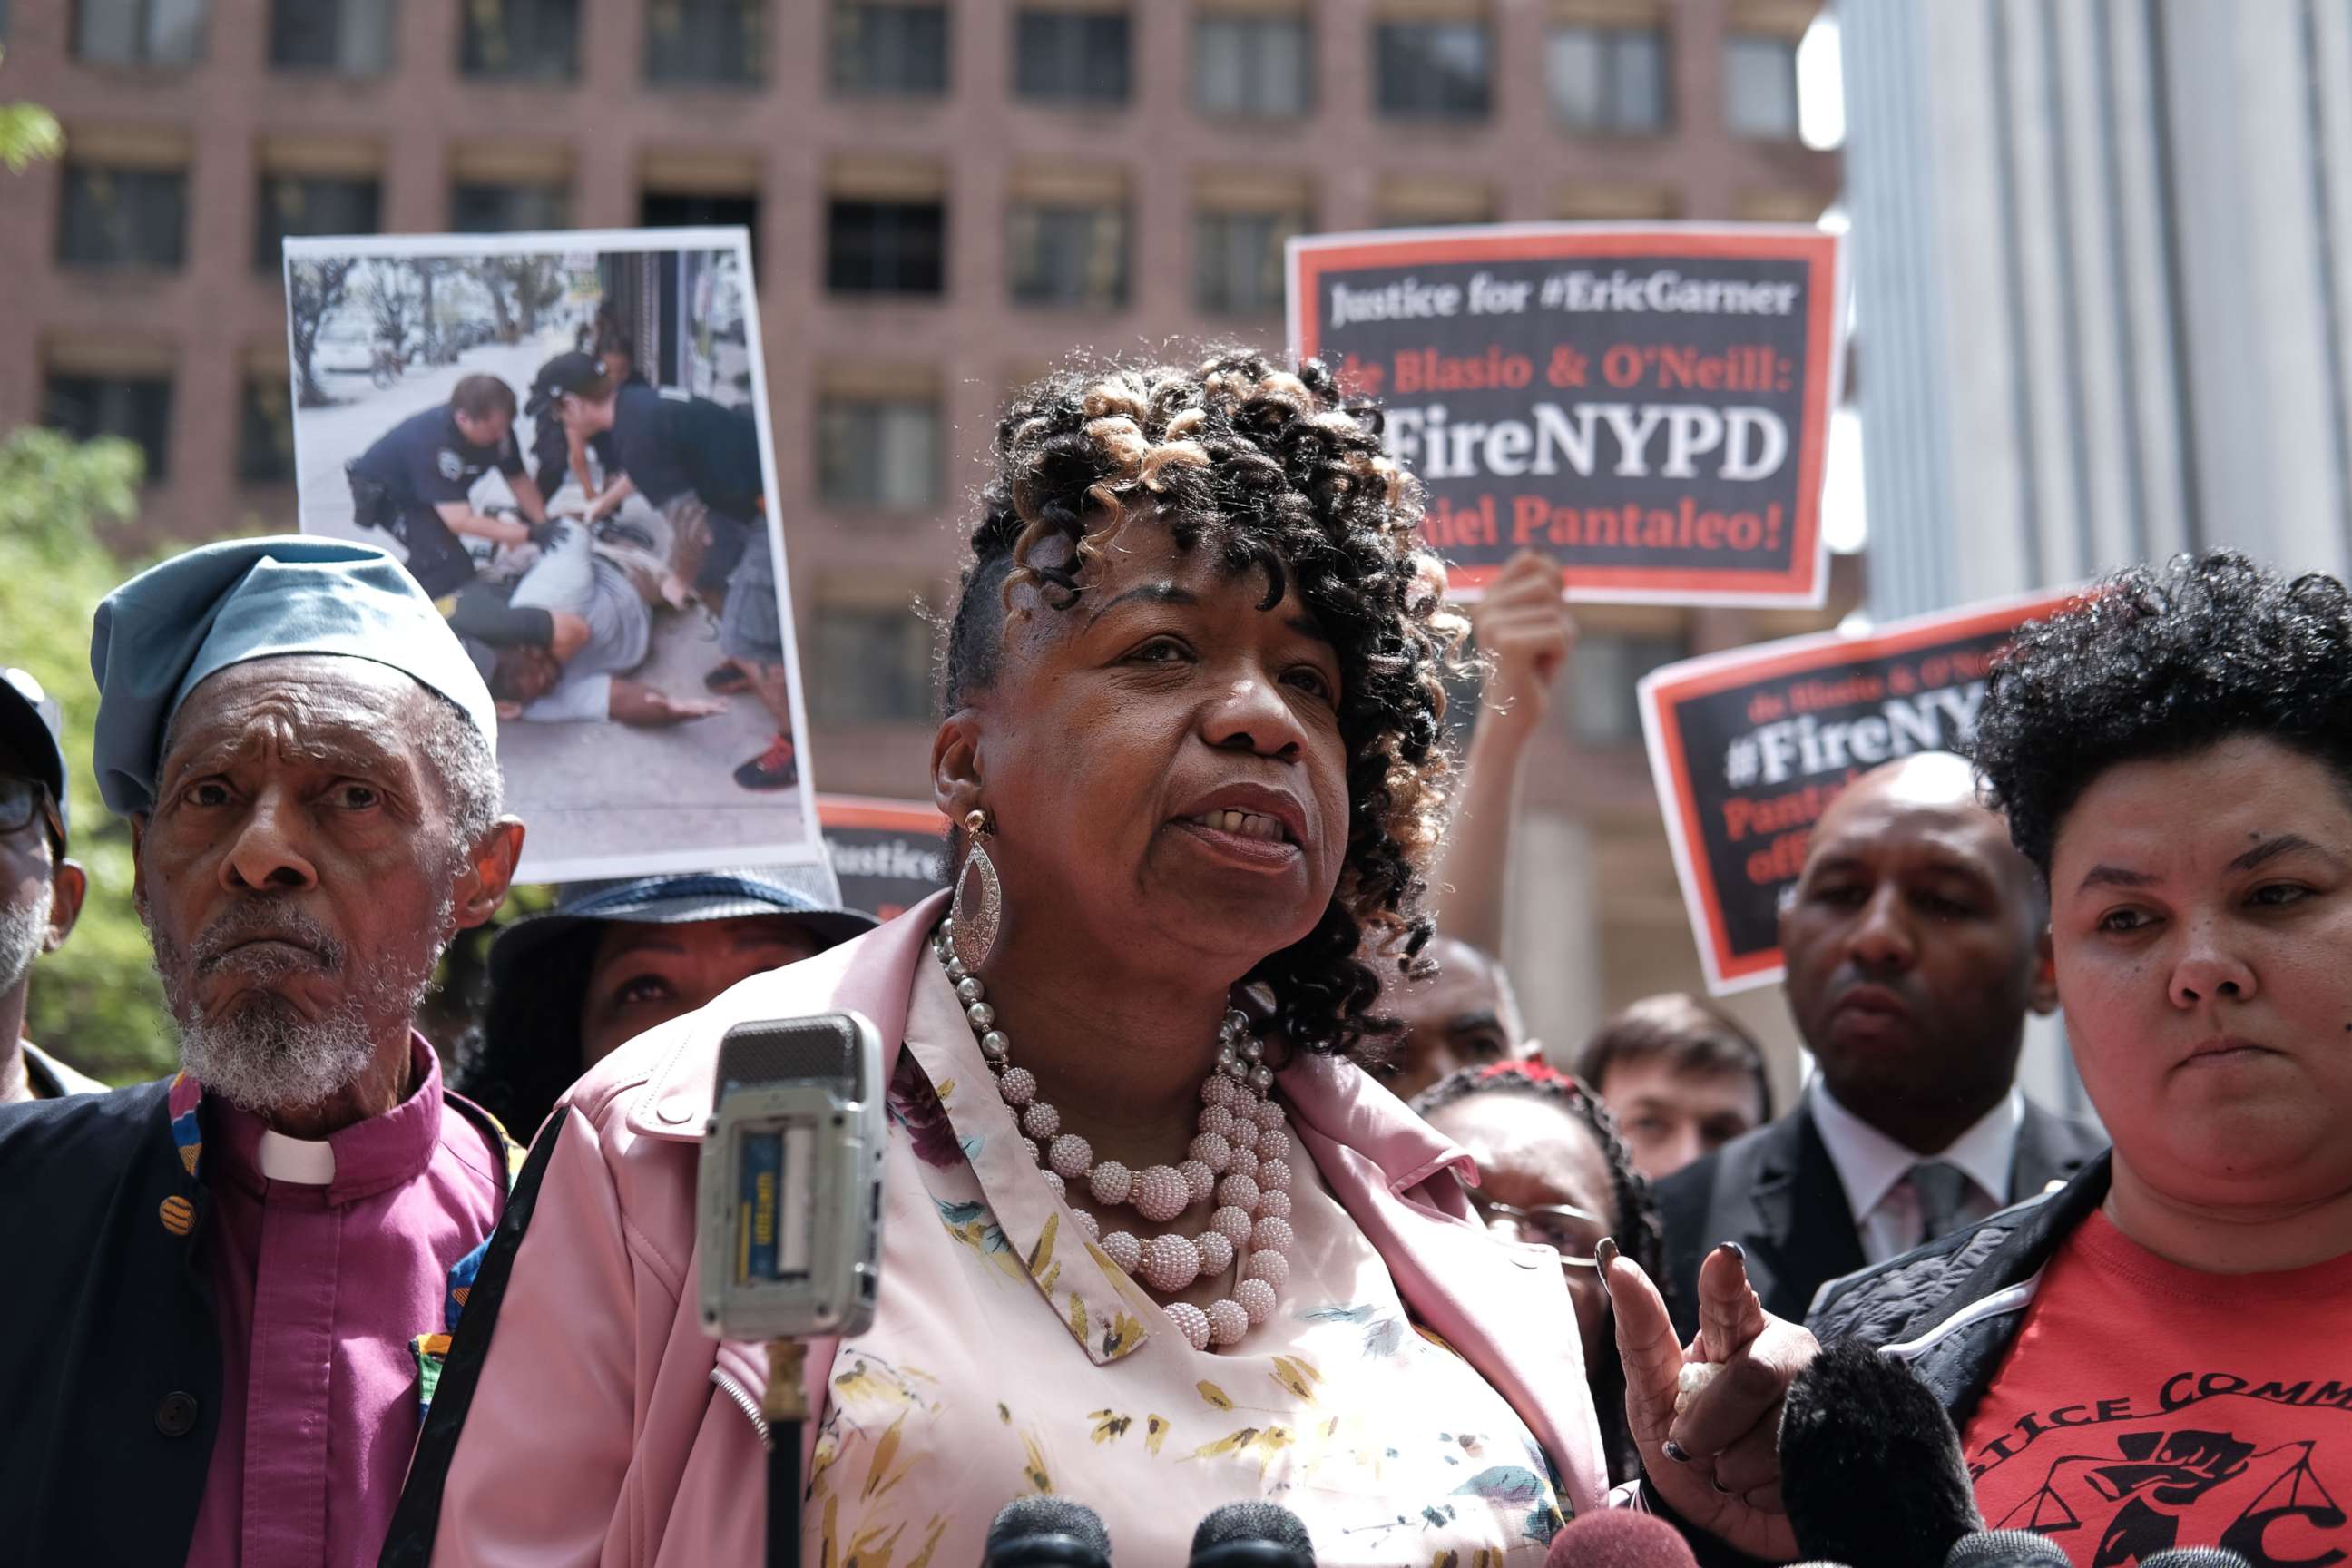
left=55, top=265, right=190, bottom=285
left=819, top=290, right=952, bottom=307
left=62, top=59, right=204, bottom=76
left=1551, top=123, right=1674, bottom=141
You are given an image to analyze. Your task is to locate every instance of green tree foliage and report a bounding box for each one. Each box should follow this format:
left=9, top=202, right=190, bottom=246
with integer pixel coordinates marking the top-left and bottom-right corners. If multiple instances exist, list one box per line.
left=1, top=431, right=177, bottom=1083
left=0, top=50, right=64, bottom=172
left=0, top=69, right=172, bottom=1083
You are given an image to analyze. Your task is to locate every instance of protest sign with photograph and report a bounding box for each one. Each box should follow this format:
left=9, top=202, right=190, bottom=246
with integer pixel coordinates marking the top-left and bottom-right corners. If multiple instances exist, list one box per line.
left=817, top=796, right=949, bottom=922
left=1639, top=590, right=2076, bottom=994
left=1289, top=224, right=1842, bottom=606
left=281, top=227, right=818, bottom=884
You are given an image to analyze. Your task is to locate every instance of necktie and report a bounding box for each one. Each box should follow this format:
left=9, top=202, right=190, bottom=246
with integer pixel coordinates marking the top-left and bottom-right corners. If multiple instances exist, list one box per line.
left=1909, top=1160, right=1973, bottom=1248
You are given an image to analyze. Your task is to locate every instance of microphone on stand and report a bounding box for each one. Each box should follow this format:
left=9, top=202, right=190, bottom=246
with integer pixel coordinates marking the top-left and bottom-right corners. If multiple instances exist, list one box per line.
left=1540, top=1508, right=1699, bottom=1568
left=2142, top=1549, right=2252, bottom=1568
left=1187, top=1501, right=1316, bottom=1566
left=1944, top=1530, right=2074, bottom=1568
left=980, top=1496, right=1113, bottom=1568
left=1779, top=1338, right=1984, bottom=1568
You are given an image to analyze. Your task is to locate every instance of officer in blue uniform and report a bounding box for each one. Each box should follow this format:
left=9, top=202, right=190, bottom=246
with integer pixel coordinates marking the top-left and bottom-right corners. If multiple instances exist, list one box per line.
left=346, top=374, right=552, bottom=599
left=530, top=336, right=638, bottom=503
left=526, top=353, right=763, bottom=600
left=527, top=352, right=799, bottom=791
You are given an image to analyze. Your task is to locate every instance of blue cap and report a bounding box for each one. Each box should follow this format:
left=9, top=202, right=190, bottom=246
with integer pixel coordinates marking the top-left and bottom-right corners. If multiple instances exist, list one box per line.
left=89, top=536, right=499, bottom=817
left=0, top=667, right=68, bottom=842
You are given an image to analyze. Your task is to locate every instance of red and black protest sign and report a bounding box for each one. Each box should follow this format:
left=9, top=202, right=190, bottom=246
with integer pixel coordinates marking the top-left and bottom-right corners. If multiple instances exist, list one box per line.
left=817, top=796, right=948, bottom=923
left=1289, top=225, right=1842, bottom=605
left=1638, top=591, right=2076, bottom=993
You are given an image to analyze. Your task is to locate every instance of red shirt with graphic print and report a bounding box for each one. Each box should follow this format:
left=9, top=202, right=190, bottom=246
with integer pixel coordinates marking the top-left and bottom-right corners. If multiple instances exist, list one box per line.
left=1961, top=1209, right=2352, bottom=1568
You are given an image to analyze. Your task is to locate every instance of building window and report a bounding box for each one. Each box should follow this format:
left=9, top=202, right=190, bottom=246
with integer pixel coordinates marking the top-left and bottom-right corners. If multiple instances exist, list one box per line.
left=1194, top=13, right=1310, bottom=117
left=270, top=0, right=395, bottom=74
left=459, top=0, right=578, bottom=80
left=1570, top=632, right=1687, bottom=745
left=810, top=602, right=935, bottom=722
left=1376, top=177, right=1494, bottom=230
left=1195, top=207, right=1304, bottom=316
left=1723, top=32, right=1799, bottom=139
left=254, top=173, right=381, bottom=275
left=1007, top=201, right=1126, bottom=309
left=641, top=191, right=760, bottom=272
left=1547, top=24, right=1666, bottom=133
left=826, top=201, right=946, bottom=296
left=831, top=2, right=947, bottom=95
left=238, top=374, right=296, bottom=485
left=818, top=397, right=940, bottom=511
left=453, top=181, right=572, bottom=232
left=1374, top=20, right=1490, bottom=120
left=44, top=371, right=172, bottom=482
left=645, top=0, right=763, bottom=86
left=75, top=0, right=205, bottom=65
left=1013, top=8, right=1129, bottom=105
left=55, top=163, right=186, bottom=270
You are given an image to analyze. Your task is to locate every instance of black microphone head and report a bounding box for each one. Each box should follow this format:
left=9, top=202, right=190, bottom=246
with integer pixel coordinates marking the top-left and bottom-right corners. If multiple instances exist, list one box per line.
left=1541, top=1507, right=1699, bottom=1568
left=1780, top=1338, right=1984, bottom=1568
left=982, top=1496, right=1112, bottom=1568
left=1188, top=1501, right=1315, bottom=1567
left=2141, top=1551, right=2252, bottom=1568
left=1945, top=1530, right=2075, bottom=1568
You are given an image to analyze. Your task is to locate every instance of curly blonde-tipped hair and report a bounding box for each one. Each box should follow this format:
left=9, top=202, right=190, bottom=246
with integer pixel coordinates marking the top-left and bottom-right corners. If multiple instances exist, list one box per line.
left=946, top=348, right=1467, bottom=1064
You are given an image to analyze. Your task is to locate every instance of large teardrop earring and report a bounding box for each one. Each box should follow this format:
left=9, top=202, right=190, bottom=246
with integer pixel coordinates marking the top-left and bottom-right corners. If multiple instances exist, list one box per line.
left=949, top=808, right=1002, bottom=973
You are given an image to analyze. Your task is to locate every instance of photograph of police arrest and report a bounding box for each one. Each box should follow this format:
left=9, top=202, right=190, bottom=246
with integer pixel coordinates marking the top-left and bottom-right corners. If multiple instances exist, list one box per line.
left=281, top=229, right=822, bottom=885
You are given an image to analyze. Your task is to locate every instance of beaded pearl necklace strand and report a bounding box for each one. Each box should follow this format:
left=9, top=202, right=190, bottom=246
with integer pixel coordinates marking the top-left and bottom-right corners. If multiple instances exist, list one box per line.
left=934, top=919, right=1297, bottom=1349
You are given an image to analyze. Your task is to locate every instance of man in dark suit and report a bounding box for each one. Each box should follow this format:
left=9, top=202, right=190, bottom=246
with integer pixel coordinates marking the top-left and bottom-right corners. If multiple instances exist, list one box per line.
left=1655, top=751, right=2105, bottom=1339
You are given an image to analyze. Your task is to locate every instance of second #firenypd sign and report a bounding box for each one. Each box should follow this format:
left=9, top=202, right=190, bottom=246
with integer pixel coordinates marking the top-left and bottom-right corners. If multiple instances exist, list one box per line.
left=1289, top=223, right=1843, bottom=607
left=1638, top=590, right=2078, bottom=995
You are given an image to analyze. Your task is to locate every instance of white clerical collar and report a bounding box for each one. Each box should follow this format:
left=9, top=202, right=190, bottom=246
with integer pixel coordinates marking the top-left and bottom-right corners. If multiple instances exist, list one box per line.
left=1808, top=1078, right=2022, bottom=1223
left=256, top=1128, right=336, bottom=1185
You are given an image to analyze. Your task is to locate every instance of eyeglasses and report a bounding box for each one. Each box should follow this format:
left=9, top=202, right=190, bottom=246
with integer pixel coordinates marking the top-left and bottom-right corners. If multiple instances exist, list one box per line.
left=0, top=776, right=64, bottom=849
left=1465, top=1195, right=1611, bottom=1270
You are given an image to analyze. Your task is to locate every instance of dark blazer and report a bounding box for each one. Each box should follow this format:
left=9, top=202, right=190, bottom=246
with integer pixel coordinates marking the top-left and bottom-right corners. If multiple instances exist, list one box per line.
left=1653, top=1097, right=2106, bottom=1343
left=0, top=1073, right=514, bottom=1566
left=0, top=1079, right=224, bottom=1567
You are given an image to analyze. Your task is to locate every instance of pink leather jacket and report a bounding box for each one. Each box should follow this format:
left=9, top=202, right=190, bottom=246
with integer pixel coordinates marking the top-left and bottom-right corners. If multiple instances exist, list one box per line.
left=426, top=894, right=1607, bottom=1565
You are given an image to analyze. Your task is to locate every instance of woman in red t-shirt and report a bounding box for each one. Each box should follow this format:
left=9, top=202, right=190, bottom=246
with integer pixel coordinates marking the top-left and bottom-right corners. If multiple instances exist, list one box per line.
left=1815, top=551, right=2352, bottom=1568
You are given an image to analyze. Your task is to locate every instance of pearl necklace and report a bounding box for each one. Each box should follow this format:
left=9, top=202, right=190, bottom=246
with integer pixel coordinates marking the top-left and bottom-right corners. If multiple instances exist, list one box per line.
left=934, top=920, right=1296, bottom=1349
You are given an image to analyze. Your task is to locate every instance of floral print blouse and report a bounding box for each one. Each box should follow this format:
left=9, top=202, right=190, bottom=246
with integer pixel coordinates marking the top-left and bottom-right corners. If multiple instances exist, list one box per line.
left=806, top=958, right=1567, bottom=1568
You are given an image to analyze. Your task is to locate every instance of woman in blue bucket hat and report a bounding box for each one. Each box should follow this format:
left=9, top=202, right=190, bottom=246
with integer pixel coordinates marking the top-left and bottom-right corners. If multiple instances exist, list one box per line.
left=454, top=871, right=874, bottom=1140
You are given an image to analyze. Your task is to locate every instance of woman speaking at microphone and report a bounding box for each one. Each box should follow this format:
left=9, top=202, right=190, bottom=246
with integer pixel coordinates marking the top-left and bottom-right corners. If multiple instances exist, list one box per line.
left=400, top=352, right=1810, bottom=1567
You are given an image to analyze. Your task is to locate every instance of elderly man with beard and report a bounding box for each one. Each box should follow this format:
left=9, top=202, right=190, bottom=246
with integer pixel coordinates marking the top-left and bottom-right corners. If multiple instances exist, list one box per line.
left=0, top=538, right=525, bottom=1568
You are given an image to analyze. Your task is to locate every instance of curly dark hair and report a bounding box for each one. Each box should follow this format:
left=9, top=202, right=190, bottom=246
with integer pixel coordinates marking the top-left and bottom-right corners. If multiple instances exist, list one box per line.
left=944, top=349, right=1466, bottom=1066
left=1970, top=549, right=2352, bottom=871
left=1410, top=1060, right=1667, bottom=1485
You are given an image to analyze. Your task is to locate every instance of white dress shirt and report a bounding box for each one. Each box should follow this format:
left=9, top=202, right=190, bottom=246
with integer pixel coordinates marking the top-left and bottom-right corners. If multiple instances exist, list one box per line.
left=1808, top=1079, right=2023, bottom=1265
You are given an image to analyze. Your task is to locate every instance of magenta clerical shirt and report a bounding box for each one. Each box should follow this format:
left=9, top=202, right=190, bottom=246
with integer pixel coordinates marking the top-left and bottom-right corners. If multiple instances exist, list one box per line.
left=180, top=1039, right=506, bottom=1568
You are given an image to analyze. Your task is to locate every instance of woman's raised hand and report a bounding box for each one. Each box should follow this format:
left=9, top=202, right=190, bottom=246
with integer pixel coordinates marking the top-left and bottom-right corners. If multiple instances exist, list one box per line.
left=1602, top=1239, right=1819, bottom=1560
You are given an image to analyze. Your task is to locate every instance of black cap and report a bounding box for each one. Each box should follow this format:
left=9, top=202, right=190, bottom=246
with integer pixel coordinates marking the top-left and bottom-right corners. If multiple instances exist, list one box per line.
left=525, top=351, right=606, bottom=417
left=0, top=667, right=68, bottom=844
